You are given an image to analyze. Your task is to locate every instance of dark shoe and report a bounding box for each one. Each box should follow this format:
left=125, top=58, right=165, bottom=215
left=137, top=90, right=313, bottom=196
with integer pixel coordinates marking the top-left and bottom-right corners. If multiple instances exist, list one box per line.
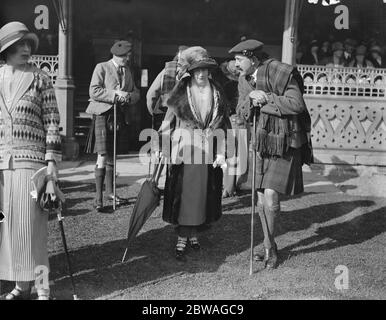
left=107, top=194, right=126, bottom=205
left=255, top=242, right=277, bottom=262
left=95, top=200, right=103, bottom=212
left=5, top=288, right=31, bottom=300
left=189, top=237, right=201, bottom=251
left=222, top=190, right=236, bottom=198
left=254, top=248, right=265, bottom=262
left=264, top=245, right=278, bottom=270
left=175, top=238, right=187, bottom=261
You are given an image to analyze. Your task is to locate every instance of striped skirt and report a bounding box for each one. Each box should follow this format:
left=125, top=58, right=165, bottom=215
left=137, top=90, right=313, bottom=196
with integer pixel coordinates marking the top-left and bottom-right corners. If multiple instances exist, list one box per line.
left=0, top=169, right=49, bottom=281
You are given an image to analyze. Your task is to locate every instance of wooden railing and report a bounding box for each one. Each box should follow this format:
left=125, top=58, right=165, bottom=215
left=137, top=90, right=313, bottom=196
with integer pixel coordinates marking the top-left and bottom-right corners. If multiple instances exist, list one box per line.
left=0, top=55, right=59, bottom=84
left=297, top=65, right=386, bottom=165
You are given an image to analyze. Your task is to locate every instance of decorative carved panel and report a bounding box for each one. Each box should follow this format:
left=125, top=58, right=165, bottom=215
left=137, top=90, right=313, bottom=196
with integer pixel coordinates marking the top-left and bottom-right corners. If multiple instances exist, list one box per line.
left=306, top=97, right=386, bottom=153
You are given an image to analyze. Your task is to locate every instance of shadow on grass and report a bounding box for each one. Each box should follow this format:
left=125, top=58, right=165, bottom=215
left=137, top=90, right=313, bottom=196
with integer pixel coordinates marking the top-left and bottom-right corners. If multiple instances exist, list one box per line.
left=222, top=191, right=317, bottom=212
left=281, top=206, right=386, bottom=257
left=48, top=199, right=377, bottom=299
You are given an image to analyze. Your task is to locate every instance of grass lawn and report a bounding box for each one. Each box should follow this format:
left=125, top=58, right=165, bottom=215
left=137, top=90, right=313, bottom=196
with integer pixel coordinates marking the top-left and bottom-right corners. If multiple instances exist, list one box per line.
left=1, top=166, right=385, bottom=300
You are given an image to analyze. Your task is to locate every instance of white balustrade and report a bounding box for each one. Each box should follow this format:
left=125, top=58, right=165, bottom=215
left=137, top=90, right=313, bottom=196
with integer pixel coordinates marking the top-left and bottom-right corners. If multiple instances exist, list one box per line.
left=297, top=64, right=386, bottom=98
left=0, top=55, right=59, bottom=85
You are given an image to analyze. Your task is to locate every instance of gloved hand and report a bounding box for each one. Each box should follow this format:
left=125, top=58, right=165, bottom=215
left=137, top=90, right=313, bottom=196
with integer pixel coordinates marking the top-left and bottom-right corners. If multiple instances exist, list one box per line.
left=47, top=160, right=57, bottom=178
left=213, top=154, right=227, bottom=170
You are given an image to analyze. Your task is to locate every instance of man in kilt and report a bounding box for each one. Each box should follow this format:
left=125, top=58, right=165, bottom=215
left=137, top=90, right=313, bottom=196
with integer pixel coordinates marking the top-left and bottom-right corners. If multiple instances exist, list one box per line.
left=229, top=39, right=313, bottom=269
left=86, top=40, right=140, bottom=211
left=146, top=45, right=188, bottom=129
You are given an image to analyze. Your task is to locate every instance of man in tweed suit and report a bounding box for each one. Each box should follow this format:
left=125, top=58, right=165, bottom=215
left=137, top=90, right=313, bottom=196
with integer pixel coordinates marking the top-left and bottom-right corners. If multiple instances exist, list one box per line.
left=86, top=40, right=140, bottom=211
left=229, top=39, right=313, bottom=269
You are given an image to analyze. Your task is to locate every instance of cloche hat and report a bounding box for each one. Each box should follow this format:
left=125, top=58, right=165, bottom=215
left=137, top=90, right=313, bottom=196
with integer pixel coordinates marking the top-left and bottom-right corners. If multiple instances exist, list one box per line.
left=0, top=21, right=39, bottom=53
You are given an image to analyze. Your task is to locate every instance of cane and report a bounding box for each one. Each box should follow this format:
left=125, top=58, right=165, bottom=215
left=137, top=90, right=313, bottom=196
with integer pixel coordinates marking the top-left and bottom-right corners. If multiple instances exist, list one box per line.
left=57, top=207, right=78, bottom=300
left=113, top=101, right=117, bottom=211
left=250, top=104, right=259, bottom=276
left=45, top=181, right=78, bottom=300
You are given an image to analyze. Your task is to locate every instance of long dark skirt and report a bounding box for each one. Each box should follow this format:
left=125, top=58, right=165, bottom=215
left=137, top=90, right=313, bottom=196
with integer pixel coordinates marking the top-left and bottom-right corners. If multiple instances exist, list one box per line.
left=256, top=147, right=304, bottom=196
left=163, top=164, right=223, bottom=226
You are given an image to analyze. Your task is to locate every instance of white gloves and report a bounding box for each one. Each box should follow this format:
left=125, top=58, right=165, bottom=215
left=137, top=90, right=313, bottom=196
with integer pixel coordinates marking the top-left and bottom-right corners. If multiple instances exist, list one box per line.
left=213, top=154, right=227, bottom=170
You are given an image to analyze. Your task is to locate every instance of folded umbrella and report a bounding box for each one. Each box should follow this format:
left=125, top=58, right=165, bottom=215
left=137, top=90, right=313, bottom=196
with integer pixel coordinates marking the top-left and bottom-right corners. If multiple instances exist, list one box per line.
left=121, top=157, right=164, bottom=262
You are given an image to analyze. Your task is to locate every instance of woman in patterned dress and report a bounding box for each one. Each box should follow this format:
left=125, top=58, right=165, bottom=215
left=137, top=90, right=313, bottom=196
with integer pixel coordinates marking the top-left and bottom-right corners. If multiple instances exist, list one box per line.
left=0, top=22, right=61, bottom=300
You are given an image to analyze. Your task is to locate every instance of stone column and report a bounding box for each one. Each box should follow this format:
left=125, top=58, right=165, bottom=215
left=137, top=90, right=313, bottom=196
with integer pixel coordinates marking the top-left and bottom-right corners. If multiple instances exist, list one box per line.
left=282, top=0, right=300, bottom=65
left=55, top=0, right=78, bottom=160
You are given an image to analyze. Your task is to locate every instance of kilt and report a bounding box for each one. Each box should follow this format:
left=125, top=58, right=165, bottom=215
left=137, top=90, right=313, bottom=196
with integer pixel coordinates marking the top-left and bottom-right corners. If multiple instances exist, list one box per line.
left=256, top=147, right=304, bottom=196
left=93, top=107, right=124, bottom=155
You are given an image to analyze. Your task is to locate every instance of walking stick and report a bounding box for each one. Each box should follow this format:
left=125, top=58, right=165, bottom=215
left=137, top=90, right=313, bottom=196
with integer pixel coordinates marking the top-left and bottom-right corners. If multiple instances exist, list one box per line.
left=148, top=113, right=155, bottom=178
left=250, top=105, right=259, bottom=276
left=57, top=206, right=78, bottom=300
left=113, top=101, right=117, bottom=211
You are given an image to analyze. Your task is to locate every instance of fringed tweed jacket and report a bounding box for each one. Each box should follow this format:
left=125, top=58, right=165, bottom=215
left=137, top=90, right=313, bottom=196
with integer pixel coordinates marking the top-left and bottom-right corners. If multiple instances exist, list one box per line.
left=0, top=64, right=61, bottom=170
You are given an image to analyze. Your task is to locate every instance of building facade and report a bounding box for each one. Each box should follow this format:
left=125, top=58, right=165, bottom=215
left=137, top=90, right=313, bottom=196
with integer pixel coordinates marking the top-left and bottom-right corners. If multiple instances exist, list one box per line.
left=1, top=0, right=385, bottom=165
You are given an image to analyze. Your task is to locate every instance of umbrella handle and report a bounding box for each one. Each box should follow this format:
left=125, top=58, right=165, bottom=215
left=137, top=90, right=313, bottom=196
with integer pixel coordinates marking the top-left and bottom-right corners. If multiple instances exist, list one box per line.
left=151, top=156, right=164, bottom=183
left=154, top=157, right=165, bottom=185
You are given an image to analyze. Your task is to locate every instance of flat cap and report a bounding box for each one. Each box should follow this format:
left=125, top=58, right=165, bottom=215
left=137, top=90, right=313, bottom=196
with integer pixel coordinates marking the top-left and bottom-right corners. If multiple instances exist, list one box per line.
left=111, top=40, right=132, bottom=56
left=229, top=39, right=264, bottom=57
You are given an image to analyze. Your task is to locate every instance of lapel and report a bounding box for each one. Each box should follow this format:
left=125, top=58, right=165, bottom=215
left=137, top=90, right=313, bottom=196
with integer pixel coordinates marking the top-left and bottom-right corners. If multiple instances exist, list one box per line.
left=0, top=66, right=34, bottom=117
left=122, top=66, right=133, bottom=90
left=9, top=67, right=34, bottom=114
left=0, top=67, right=11, bottom=118
left=241, top=75, right=255, bottom=91
left=0, top=91, right=10, bottom=120
left=105, top=60, right=120, bottom=89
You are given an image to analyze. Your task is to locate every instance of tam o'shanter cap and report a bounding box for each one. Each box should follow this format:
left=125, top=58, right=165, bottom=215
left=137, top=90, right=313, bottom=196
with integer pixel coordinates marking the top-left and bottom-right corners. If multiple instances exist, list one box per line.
left=111, top=40, right=132, bottom=56
left=0, top=21, right=39, bottom=53
left=229, top=39, right=264, bottom=57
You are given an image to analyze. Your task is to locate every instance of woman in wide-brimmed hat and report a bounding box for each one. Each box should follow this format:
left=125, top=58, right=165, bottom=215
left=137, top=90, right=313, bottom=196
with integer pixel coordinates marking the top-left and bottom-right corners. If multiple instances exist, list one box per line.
left=0, top=22, right=61, bottom=300
left=156, top=46, right=230, bottom=260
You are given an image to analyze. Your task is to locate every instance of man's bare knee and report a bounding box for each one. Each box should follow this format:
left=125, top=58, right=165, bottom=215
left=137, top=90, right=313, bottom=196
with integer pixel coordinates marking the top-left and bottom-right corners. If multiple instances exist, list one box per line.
left=257, top=191, right=265, bottom=205
left=96, top=154, right=107, bottom=168
left=264, top=189, right=279, bottom=208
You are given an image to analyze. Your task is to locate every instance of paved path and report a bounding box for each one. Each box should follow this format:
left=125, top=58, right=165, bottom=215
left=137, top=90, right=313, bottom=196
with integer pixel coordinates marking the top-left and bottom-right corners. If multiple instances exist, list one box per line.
left=59, top=154, right=342, bottom=195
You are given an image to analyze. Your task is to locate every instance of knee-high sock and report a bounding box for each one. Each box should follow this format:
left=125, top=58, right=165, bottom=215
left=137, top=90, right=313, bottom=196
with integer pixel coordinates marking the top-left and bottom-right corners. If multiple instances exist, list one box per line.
left=264, top=203, right=280, bottom=249
left=95, top=167, right=106, bottom=203
left=105, top=164, right=114, bottom=196
left=258, top=203, right=272, bottom=249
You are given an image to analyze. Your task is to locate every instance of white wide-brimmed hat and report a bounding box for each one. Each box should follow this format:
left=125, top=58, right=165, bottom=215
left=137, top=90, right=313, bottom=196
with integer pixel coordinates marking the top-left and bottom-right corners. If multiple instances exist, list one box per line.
left=0, top=21, right=39, bottom=54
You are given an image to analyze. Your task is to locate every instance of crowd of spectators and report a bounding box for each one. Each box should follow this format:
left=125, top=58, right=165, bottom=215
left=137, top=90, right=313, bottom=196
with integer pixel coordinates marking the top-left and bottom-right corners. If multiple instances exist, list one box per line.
left=297, top=38, right=386, bottom=68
